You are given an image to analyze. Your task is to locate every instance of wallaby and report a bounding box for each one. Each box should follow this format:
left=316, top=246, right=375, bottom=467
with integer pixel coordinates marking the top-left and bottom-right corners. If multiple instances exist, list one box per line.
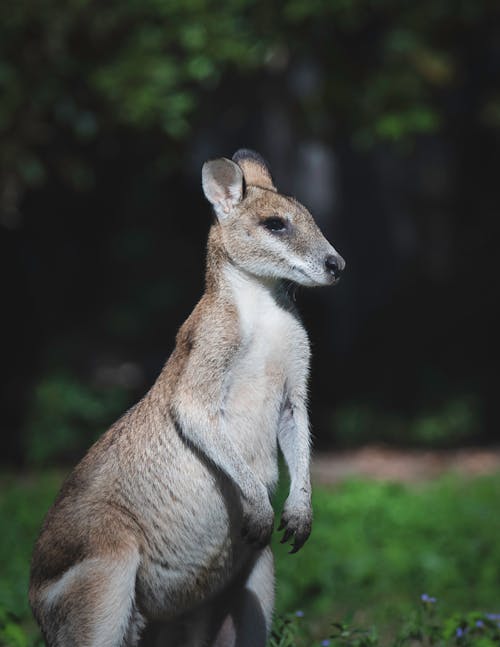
left=29, top=149, right=345, bottom=647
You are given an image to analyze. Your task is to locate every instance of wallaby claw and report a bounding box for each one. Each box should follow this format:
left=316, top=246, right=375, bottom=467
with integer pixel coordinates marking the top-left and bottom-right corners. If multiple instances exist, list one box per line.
left=278, top=505, right=312, bottom=554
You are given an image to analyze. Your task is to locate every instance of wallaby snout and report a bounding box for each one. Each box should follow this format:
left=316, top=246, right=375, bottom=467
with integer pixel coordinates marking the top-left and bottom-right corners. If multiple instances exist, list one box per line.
left=301, top=237, right=346, bottom=287
left=325, top=252, right=346, bottom=282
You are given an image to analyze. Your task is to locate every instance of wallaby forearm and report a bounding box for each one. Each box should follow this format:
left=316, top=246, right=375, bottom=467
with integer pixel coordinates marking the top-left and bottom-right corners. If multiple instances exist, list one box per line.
left=168, top=311, right=270, bottom=505
left=170, top=393, right=275, bottom=547
left=278, top=400, right=311, bottom=502
left=170, top=398, right=268, bottom=502
left=277, top=397, right=312, bottom=553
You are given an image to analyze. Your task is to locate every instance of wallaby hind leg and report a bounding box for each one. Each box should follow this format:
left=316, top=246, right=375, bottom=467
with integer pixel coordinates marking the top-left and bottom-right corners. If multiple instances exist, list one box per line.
left=138, top=620, right=184, bottom=647
left=139, top=609, right=210, bottom=647
left=140, top=548, right=274, bottom=647
left=210, top=547, right=275, bottom=647
left=30, top=547, right=141, bottom=647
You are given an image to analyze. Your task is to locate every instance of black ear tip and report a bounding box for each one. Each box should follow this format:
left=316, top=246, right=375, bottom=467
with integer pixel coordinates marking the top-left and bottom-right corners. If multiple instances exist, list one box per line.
left=232, top=148, right=270, bottom=170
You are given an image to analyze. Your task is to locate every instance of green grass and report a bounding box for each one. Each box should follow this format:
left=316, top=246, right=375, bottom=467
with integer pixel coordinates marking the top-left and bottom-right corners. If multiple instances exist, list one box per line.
left=1, top=470, right=500, bottom=646
left=0, top=471, right=64, bottom=647
left=272, top=475, right=500, bottom=627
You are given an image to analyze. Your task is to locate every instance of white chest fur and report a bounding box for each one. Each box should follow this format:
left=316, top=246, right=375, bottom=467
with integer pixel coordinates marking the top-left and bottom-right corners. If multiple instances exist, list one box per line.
left=222, top=268, right=309, bottom=483
left=225, top=267, right=306, bottom=376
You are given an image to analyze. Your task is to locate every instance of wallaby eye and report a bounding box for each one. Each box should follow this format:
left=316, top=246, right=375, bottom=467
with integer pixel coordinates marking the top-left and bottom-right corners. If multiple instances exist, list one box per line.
left=262, top=216, right=287, bottom=232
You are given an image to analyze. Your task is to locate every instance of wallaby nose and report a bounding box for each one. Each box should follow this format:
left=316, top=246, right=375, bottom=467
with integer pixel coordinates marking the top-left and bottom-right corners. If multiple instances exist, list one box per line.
left=325, top=254, right=345, bottom=279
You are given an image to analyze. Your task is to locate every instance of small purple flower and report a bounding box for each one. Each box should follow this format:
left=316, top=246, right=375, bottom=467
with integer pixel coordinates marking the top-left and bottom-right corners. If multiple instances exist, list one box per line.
left=476, top=620, right=484, bottom=628
left=421, top=593, right=437, bottom=604
left=486, top=613, right=500, bottom=621
left=321, top=641, right=331, bottom=647
left=295, top=610, right=304, bottom=618
left=456, top=627, right=465, bottom=638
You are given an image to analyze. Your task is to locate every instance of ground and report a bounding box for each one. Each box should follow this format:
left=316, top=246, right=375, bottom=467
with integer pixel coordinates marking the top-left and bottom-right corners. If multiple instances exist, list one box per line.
left=312, top=445, right=500, bottom=484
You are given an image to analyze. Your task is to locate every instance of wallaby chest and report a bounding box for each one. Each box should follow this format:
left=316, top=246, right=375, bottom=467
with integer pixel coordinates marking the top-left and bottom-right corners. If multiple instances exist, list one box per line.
left=223, top=271, right=308, bottom=473
left=234, top=292, right=303, bottom=374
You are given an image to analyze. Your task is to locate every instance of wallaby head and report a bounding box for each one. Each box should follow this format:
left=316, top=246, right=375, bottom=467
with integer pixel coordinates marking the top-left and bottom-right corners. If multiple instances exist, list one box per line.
left=202, top=149, right=345, bottom=287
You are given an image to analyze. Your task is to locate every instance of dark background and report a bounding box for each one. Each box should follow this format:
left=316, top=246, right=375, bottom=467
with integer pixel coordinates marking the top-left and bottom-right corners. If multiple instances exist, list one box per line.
left=2, top=0, right=499, bottom=467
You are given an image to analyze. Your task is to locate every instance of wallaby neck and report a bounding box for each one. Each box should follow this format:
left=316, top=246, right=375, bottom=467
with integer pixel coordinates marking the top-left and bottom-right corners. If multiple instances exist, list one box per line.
left=204, top=223, right=227, bottom=293
left=204, top=223, right=283, bottom=305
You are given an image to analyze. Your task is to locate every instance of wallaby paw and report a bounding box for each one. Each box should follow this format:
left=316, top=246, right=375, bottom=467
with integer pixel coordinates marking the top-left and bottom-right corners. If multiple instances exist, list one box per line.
left=241, top=498, right=275, bottom=548
left=278, top=503, right=312, bottom=553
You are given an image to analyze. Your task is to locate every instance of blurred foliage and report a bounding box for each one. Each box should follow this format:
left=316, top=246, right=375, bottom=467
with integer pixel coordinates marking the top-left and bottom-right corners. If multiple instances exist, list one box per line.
left=1, top=470, right=499, bottom=645
left=2, top=0, right=499, bottom=459
left=1, top=0, right=498, bottom=205
left=332, top=397, right=481, bottom=448
left=24, top=373, right=127, bottom=465
left=0, top=0, right=267, bottom=201
left=270, top=608, right=500, bottom=646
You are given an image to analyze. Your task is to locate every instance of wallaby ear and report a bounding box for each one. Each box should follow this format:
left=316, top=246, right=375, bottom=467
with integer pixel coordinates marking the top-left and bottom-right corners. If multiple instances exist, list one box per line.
left=232, top=149, right=276, bottom=192
left=202, top=158, right=243, bottom=218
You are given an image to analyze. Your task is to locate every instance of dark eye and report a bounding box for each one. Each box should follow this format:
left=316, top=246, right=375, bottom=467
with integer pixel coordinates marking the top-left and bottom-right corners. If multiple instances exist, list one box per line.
left=262, top=216, right=287, bottom=232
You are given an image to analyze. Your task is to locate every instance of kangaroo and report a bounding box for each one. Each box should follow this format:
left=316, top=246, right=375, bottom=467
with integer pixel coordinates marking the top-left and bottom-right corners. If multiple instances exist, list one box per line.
left=29, top=149, right=345, bottom=647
